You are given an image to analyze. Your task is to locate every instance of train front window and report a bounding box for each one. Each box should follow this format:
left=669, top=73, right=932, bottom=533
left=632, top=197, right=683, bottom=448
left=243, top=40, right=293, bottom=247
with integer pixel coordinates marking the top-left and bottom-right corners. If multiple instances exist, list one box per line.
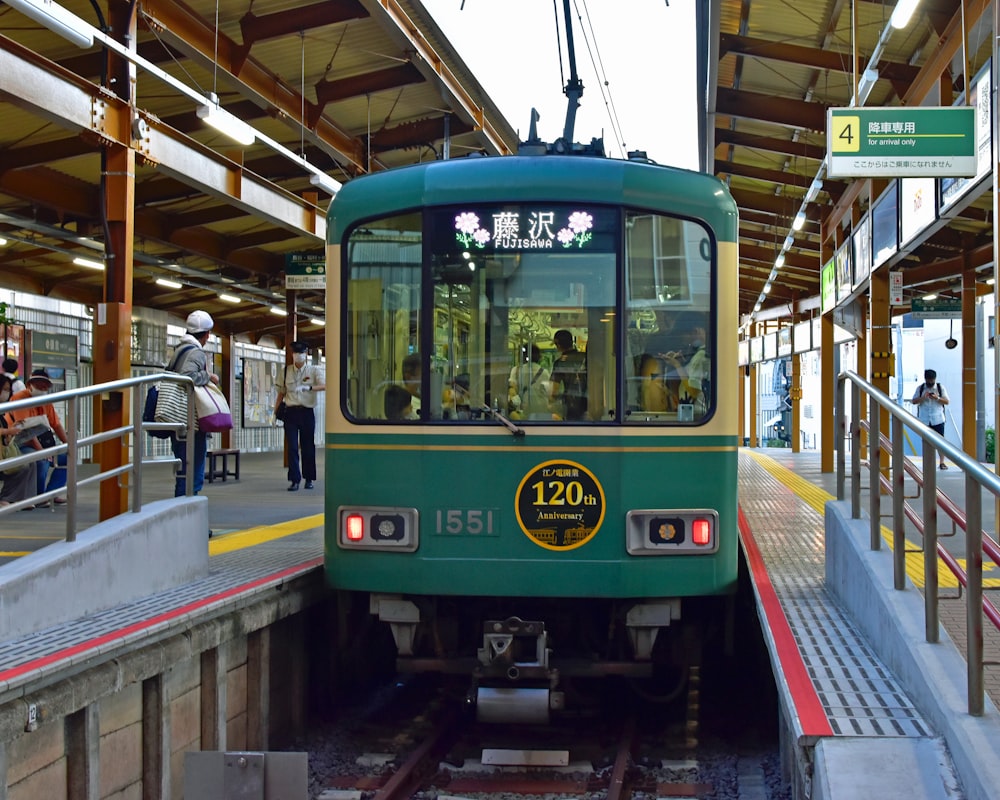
left=343, top=214, right=423, bottom=422
left=343, top=204, right=713, bottom=425
left=624, top=212, right=714, bottom=424
left=428, top=204, right=617, bottom=422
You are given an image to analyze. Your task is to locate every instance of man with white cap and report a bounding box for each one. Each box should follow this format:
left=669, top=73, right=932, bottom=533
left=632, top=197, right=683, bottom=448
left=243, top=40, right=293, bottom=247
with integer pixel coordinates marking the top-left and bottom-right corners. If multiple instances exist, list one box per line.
left=170, top=310, right=220, bottom=497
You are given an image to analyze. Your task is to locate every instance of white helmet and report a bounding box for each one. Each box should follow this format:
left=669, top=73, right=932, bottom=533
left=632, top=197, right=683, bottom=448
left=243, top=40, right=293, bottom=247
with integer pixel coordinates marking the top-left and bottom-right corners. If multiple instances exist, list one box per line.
left=185, top=310, right=214, bottom=334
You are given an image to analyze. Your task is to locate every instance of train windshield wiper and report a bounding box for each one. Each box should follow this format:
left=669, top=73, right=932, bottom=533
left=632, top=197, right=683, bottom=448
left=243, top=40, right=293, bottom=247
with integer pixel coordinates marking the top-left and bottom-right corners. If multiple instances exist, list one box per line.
left=481, top=405, right=526, bottom=437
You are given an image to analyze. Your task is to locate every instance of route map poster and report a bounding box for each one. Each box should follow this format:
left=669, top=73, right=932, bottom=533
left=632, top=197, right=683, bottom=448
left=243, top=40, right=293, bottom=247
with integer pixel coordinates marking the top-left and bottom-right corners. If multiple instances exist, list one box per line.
left=242, top=358, right=282, bottom=428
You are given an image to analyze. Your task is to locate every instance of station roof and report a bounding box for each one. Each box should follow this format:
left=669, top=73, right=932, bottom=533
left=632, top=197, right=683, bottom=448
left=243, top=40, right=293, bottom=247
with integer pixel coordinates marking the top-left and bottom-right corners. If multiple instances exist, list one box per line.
left=0, top=0, right=518, bottom=346
left=0, top=0, right=988, bottom=344
left=710, top=0, right=993, bottom=325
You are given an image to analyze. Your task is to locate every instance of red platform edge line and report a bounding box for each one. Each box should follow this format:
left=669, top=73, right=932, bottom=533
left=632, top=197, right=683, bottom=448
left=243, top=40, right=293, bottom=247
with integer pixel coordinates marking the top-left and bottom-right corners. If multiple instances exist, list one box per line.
left=738, top=504, right=833, bottom=737
left=0, top=557, right=324, bottom=684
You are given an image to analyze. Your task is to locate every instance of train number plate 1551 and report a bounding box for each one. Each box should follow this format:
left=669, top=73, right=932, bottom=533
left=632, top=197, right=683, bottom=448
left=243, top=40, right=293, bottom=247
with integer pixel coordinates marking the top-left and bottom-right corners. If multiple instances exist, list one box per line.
left=432, top=508, right=500, bottom=536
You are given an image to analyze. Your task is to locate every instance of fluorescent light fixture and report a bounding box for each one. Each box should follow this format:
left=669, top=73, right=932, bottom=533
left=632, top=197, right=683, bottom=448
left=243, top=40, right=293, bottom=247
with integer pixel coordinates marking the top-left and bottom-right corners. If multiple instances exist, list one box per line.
left=5, top=0, right=94, bottom=48
left=73, top=256, right=104, bottom=270
left=763, top=283, right=772, bottom=295
left=890, top=0, right=920, bottom=29
left=0, top=238, right=7, bottom=247
left=783, top=234, right=795, bottom=249
left=197, top=93, right=255, bottom=146
left=775, top=253, right=785, bottom=268
left=922, top=293, right=938, bottom=300
left=219, top=293, right=241, bottom=304
left=987, top=278, right=995, bottom=286
left=804, top=178, right=823, bottom=203
left=269, top=307, right=288, bottom=316
left=858, top=67, right=879, bottom=98
left=309, top=318, right=326, bottom=326
left=156, top=278, right=183, bottom=289
left=792, top=211, right=806, bottom=231
left=309, top=172, right=342, bottom=195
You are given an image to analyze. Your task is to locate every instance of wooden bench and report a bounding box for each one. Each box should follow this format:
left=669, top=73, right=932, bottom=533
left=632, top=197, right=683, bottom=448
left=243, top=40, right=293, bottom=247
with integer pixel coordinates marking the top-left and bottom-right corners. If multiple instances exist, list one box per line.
left=206, top=448, right=240, bottom=482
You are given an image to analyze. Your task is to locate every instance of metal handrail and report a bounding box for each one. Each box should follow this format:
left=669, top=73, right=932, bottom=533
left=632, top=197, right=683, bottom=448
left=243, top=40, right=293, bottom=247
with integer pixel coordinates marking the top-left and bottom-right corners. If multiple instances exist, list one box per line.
left=836, top=370, right=999, bottom=716
left=0, top=374, right=197, bottom=540
left=860, top=423, right=1000, bottom=634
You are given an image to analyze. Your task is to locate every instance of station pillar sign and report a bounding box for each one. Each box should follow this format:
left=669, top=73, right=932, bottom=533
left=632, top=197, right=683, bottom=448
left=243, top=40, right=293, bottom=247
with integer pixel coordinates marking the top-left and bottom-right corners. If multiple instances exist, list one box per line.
left=827, top=107, right=976, bottom=178
left=284, top=253, right=326, bottom=290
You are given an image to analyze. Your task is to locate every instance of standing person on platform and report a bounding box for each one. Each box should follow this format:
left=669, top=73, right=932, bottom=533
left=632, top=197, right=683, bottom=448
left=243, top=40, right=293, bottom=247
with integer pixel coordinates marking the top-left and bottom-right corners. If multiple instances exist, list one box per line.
left=274, top=341, right=325, bottom=491
left=1, top=359, right=24, bottom=395
left=5, top=369, right=70, bottom=507
left=911, top=368, right=950, bottom=470
left=170, top=310, right=219, bottom=496
left=0, top=374, right=35, bottom=508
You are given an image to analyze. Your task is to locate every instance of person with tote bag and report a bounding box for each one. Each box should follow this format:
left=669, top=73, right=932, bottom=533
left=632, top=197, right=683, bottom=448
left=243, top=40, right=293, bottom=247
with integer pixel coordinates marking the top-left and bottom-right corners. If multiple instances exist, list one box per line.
left=169, top=310, right=220, bottom=496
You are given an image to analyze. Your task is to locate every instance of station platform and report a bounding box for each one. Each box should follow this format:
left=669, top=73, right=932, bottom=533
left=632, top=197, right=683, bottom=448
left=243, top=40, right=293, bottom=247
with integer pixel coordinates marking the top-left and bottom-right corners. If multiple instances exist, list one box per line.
left=0, top=448, right=998, bottom=799
left=740, top=448, right=1000, bottom=800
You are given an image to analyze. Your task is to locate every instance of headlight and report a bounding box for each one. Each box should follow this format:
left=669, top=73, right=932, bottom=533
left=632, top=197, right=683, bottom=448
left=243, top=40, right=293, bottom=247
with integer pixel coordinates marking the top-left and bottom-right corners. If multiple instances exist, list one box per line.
left=337, top=506, right=419, bottom=551
left=625, top=509, right=719, bottom=555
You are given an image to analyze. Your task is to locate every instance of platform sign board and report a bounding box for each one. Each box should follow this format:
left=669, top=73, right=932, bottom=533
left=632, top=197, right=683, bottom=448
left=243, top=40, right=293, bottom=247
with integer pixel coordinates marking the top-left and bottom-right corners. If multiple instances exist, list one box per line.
left=284, top=253, right=326, bottom=290
left=890, top=271, right=904, bottom=305
left=910, top=298, right=961, bottom=318
left=827, top=107, right=976, bottom=178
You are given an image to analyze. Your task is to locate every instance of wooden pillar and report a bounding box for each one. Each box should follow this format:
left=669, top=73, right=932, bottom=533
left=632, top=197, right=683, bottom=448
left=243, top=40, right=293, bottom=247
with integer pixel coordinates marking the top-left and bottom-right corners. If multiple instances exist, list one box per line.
left=821, top=312, right=836, bottom=472
left=738, top=359, right=746, bottom=447
left=870, top=267, right=892, bottom=465
left=962, top=254, right=977, bottom=458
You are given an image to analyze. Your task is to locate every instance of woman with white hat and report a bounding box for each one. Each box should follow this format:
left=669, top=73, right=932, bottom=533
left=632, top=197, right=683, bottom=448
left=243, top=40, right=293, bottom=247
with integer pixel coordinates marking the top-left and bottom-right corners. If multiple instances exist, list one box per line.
left=170, top=310, right=219, bottom=496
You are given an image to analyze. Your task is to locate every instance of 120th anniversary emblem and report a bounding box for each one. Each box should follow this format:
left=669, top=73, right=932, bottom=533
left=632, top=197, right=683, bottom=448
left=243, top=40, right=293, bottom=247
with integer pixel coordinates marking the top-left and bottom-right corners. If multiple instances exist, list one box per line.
left=514, top=459, right=606, bottom=550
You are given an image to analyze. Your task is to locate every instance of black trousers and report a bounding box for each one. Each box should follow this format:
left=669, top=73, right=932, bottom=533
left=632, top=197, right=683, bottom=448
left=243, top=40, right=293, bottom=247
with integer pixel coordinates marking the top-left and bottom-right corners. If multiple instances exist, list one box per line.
left=283, top=405, right=316, bottom=483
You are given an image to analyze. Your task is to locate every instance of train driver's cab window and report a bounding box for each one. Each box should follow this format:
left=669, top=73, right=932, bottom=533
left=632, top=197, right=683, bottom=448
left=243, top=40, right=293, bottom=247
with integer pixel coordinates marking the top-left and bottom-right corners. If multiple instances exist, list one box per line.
left=624, top=212, right=714, bottom=424
left=343, top=205, right=711, bottom=425
left=343, top=213, right=423, bottom=422
left=343, top=204, right=617, bottom=423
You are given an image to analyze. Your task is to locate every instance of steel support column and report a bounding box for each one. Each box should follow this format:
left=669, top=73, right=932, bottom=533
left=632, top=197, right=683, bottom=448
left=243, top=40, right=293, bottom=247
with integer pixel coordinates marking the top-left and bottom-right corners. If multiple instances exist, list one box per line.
left=95, top=4, right=138, bottom=518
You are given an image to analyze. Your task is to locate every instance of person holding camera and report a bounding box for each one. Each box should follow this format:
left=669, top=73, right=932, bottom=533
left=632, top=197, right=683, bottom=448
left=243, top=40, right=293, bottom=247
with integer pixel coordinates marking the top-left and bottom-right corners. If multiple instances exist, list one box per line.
left=912, top=368, right=950, bottom=470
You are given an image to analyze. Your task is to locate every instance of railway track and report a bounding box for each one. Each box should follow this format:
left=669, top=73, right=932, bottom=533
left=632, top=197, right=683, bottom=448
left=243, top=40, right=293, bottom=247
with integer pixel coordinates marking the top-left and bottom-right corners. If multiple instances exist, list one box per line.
left=306, top=672, right=784, bottom=800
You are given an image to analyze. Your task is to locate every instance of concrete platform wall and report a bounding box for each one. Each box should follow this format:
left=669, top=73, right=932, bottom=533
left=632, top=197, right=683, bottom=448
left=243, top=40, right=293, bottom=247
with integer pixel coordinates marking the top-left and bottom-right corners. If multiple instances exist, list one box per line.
left=0, top=577, right=326, bottom=799
left=0, top=498, right=209, bottom=641
left=824, top=500, right=1000, bottom=800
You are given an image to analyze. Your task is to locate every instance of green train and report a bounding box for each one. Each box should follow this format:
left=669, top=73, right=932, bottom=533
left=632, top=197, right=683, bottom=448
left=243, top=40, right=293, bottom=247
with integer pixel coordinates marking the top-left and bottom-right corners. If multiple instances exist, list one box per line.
left=324, top=152, right=739, bottom=722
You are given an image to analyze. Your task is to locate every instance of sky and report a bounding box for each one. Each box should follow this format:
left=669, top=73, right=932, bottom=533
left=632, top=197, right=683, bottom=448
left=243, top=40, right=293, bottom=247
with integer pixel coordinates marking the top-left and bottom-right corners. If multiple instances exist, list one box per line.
left=420, top=0, right=700, bottom=170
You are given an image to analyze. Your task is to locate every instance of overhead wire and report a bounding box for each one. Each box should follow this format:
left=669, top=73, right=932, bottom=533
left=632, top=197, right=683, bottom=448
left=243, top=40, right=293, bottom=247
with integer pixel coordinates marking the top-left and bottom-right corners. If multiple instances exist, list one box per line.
left=571, top=0, right=627, bottom=156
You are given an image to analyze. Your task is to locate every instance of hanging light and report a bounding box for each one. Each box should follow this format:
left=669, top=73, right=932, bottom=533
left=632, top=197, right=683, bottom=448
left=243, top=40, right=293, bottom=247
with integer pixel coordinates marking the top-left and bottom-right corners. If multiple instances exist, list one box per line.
left=197, top=93, right=255, bottom=146
left=4, top=0, right=94, bottom=48
left=890, top=0, right=920, bottom=29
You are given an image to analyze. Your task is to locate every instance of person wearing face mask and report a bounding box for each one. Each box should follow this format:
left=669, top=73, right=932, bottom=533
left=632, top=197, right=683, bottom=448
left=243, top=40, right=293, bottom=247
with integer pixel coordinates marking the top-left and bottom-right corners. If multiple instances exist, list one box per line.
left=273, top=340, right=325, bottom=491
left=662, top=311, right=710, bottom=418
left=5, top=368, right=70, bottom=507
left=0, top=374, right=36, bottom=508
left=170, top=310, right=220, bottom=497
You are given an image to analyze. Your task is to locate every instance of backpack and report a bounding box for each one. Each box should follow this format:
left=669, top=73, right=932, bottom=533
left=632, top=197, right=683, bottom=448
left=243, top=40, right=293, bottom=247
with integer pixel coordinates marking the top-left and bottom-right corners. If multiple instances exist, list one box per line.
left=143, top=345, right=197, bottom=438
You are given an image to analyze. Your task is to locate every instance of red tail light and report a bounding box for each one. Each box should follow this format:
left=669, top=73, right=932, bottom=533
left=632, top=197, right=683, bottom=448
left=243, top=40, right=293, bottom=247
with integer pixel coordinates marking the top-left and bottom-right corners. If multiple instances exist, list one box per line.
left=346, top=514, right=365, bottom=542
left=692, top=518, right=711, bottom=545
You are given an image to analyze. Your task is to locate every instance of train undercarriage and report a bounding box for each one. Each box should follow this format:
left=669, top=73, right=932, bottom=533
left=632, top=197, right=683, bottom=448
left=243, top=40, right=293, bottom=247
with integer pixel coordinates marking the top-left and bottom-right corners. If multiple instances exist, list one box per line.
left=360, top=592, right=715, bottom=724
